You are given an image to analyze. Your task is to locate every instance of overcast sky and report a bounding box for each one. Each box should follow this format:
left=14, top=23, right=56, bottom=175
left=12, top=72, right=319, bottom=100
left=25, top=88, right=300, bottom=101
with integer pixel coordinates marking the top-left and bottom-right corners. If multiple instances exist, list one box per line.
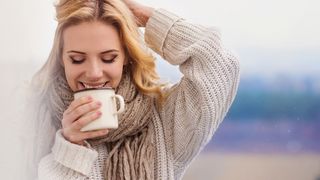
left=0, top=0, right=319, bottom=76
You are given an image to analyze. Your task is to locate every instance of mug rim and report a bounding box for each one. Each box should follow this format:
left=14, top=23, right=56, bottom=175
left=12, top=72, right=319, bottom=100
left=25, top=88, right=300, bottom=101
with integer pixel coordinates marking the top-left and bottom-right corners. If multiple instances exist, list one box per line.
left=74, top=87, right=114, bottom=94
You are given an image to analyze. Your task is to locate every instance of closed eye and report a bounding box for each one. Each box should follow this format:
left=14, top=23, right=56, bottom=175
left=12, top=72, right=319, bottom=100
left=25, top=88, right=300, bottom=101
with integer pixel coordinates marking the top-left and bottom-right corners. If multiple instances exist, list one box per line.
left=70, top=57, right=84, bottom=64
left=102, top=55, right=117, bottom=64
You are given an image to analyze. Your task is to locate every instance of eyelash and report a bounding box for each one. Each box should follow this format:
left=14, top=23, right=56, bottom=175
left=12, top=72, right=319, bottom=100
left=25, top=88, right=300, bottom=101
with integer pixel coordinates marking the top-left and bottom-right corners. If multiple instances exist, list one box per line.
left=71, top=58, right=83, bottom=64
left=102, top=57, right=116, bottom=64
left=70, top=56, right=117, bottom=64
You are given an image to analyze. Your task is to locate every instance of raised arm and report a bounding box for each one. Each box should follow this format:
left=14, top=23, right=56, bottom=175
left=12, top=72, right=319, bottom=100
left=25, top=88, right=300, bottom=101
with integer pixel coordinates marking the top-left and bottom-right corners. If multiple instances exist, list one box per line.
left=144, top=9, right=240, bottom=175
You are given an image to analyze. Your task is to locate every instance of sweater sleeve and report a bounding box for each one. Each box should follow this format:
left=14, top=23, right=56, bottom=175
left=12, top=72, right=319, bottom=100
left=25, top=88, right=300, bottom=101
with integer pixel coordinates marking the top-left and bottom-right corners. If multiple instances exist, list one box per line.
left=37, top=129, right=98, bottom=179
left=145, top=9, right=240, bottom=175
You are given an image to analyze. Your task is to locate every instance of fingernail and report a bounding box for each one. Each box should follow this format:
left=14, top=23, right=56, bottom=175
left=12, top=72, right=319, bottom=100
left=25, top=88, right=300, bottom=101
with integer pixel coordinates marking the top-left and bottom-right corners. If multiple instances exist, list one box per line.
left=87, top=96, right=92, bottom=100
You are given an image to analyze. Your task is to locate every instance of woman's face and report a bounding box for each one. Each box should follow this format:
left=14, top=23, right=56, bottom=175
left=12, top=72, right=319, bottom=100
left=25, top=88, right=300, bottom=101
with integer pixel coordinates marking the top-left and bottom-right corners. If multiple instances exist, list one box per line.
left=62, top=21, right=127, bottom=92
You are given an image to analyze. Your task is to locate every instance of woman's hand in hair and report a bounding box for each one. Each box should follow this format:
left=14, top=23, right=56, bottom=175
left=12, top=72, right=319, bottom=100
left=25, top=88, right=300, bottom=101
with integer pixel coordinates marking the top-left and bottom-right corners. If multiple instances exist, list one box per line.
left=61, top=96, right=109, bottom=146
left=123, top=0, right=154, bottom=27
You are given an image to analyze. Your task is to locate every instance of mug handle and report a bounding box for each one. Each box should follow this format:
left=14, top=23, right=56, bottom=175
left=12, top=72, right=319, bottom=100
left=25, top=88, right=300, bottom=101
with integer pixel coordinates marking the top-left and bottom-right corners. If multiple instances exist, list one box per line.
left=113, top=95, right=125, bottom=114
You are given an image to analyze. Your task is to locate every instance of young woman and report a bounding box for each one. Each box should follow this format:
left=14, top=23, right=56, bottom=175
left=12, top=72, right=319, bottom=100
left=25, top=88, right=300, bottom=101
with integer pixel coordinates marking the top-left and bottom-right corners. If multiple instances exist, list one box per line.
left=25, top=0, right=240, bottom=179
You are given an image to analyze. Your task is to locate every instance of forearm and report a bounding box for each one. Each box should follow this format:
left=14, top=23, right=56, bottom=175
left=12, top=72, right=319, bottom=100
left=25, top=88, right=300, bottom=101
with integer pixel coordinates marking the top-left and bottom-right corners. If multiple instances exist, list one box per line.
left=37, top=129, right=98, bottom=179
left=145, top=8, right=240, bottom=167
left=38, top=154, right=88, bottom=180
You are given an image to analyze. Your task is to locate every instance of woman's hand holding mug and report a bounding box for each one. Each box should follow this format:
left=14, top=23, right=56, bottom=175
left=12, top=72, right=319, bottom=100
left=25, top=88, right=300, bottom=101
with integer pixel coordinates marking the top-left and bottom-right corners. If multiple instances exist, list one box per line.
left=61, top=96, right=109, bottom=146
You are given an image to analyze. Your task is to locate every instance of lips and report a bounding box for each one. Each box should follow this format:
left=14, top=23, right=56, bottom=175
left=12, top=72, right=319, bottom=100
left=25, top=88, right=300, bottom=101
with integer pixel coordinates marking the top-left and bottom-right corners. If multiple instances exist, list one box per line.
left=78, top=81, right=110, bottom=90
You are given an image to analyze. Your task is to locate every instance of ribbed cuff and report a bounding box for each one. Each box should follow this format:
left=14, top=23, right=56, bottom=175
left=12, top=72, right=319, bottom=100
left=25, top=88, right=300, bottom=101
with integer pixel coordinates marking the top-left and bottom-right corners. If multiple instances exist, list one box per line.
left=52, top=129, right=98, bottom=176
left=145, top=8, right=182, bottom=57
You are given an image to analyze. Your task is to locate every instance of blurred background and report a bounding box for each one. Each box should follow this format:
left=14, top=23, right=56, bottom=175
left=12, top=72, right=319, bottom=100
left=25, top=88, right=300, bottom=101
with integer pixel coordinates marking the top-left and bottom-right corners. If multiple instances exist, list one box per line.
left=0, top=0, right=319, bottom=179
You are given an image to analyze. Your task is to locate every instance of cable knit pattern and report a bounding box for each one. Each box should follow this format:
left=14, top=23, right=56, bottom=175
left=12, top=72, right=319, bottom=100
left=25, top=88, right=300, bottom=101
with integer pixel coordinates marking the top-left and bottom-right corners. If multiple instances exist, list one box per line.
left=37, top=9, right=240, bottom=180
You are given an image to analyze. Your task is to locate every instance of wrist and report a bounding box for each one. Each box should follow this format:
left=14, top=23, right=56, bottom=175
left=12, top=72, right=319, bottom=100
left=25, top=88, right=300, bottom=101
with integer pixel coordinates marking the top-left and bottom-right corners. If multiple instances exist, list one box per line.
left=82, top=140, right=92, bottom=148
left=134, top=6, right=155, bottom=27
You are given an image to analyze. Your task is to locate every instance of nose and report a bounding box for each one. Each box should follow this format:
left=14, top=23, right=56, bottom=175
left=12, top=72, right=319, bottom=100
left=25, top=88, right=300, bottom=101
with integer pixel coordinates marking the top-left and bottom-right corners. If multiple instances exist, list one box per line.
left=85, top=61, right=103, bottom=81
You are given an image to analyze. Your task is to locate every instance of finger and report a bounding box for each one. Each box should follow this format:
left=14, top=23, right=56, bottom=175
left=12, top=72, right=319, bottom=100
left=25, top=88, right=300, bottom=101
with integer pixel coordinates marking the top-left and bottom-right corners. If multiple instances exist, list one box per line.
left=65, top=96, right=93, bottom=115
left=71, top=110, right=102, bottom=130
left=62, top=97, right=95, bottom=127
left=79, top=129, right=109, bottom=141
left=67, top=101, right=102, bottom=124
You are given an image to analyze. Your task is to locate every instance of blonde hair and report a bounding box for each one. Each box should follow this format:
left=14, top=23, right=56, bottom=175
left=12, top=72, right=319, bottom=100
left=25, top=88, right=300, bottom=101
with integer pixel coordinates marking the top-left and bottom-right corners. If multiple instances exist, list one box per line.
left=33, top=0, right=165, bottom=107
left=24, top=1, right=167, bottom=177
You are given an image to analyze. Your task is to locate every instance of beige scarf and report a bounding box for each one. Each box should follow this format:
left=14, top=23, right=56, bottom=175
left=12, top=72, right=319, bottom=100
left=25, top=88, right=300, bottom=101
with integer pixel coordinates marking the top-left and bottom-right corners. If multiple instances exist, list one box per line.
left=55, top=71, right=155, bottom=180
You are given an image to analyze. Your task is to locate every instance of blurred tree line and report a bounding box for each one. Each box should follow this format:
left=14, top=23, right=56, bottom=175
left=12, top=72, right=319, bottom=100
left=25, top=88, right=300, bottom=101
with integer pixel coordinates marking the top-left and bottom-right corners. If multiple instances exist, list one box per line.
left=226, top=76, right=320, bottom=121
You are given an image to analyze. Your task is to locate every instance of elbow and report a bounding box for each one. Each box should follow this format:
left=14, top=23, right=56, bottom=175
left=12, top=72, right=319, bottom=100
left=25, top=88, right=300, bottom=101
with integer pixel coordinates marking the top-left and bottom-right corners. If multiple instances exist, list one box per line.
left=204, top=30, right=240, bottom=81
left=228, top=52, right=240, bottom=81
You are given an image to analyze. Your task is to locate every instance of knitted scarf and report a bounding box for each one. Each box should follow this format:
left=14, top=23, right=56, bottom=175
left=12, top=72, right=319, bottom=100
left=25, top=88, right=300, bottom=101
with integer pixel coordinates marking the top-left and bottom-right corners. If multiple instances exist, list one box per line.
left=55, top=71, right=155, bottom=180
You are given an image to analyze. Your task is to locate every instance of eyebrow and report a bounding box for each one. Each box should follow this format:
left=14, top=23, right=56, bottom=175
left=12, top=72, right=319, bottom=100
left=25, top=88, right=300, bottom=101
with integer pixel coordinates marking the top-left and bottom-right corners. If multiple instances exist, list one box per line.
left=67, top=49, right=119, bottom=54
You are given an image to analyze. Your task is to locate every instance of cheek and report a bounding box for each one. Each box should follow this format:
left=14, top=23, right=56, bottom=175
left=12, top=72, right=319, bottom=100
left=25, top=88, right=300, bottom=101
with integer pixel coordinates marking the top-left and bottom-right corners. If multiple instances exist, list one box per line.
left=64, top=66, right=78, bottom=90
left=109, top=65, right=124, bottom=87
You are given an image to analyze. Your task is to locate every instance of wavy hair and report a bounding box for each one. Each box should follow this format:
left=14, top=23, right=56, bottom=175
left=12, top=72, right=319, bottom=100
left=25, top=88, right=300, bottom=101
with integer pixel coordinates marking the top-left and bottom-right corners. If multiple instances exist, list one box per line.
left=25, top=0, right=165, bottom=178
left=33, top=0, right=165, bottom=112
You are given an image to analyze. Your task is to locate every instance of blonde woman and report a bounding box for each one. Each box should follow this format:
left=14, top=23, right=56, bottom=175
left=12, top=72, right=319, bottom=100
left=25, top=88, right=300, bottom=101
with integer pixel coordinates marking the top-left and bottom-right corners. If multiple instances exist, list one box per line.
left=25, top=0, right=240, bottom=179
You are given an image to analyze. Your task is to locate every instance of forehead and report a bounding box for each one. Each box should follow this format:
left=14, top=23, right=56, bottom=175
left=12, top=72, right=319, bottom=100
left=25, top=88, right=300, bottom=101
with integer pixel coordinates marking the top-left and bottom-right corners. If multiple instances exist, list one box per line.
left=62, top=21, right=121, bottom=52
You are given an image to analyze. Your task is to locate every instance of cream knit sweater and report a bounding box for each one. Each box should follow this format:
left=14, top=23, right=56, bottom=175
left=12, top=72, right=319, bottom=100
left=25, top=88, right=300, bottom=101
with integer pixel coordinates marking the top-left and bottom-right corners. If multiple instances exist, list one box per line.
left=37, top=9, right=240, bottom=180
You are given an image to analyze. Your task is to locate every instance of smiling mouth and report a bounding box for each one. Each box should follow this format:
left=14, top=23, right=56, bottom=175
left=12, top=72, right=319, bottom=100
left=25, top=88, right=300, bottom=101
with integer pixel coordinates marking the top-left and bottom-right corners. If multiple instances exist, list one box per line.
left=78, top=81, right=110, bottom=90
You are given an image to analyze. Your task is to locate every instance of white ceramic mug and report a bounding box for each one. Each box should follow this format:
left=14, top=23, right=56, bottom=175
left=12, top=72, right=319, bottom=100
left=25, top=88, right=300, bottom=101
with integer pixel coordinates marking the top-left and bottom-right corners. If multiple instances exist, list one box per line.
left=74, top=88, right=125, bottom=132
